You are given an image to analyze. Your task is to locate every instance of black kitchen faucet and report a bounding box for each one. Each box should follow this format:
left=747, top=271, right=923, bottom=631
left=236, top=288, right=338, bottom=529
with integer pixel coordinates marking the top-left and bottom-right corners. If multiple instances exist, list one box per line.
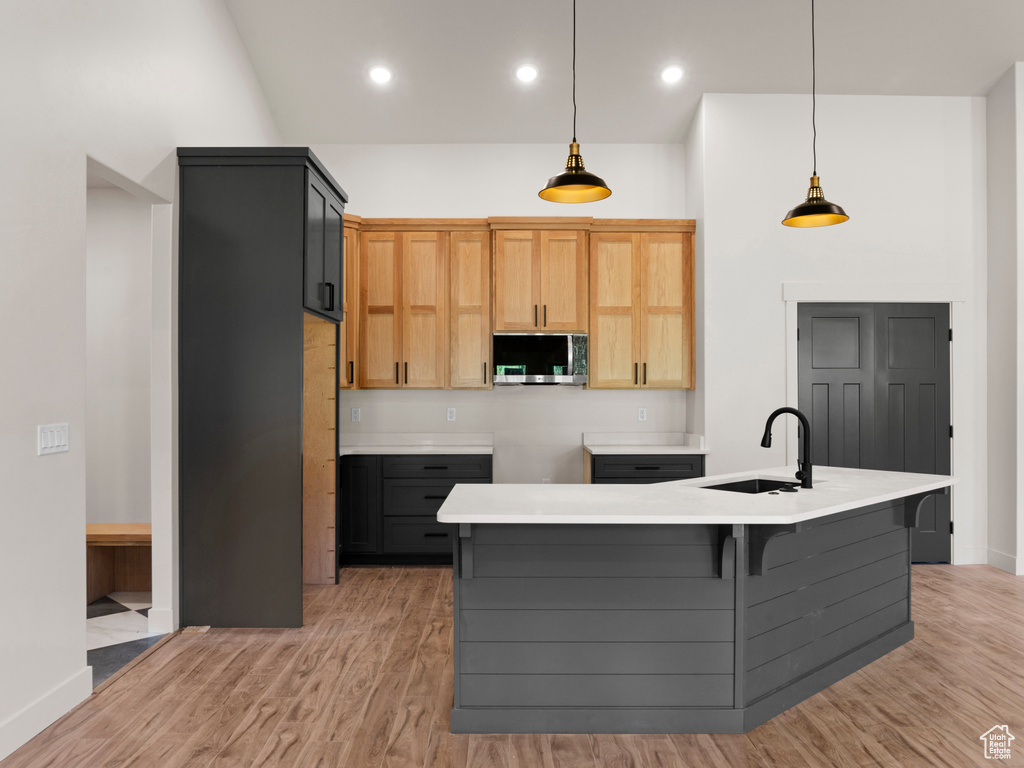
left=760, top=407, right=813, bottom=489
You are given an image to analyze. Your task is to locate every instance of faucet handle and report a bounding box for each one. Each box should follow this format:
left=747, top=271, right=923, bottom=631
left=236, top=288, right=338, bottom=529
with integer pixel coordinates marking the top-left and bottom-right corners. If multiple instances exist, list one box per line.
left=795, top=470, right=806, bottom=481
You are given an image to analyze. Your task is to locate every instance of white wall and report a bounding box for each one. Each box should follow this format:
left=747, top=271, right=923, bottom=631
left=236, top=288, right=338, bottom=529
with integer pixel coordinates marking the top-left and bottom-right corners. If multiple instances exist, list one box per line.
left=695, top=93, right=988, bottom=566
left=986, top=64, right=1023, bottom=574
left=86, top=186, right=153, bottom=524
left=0, top=0, right=279, bottom=759
left=313, top=142, right=691, bottom=483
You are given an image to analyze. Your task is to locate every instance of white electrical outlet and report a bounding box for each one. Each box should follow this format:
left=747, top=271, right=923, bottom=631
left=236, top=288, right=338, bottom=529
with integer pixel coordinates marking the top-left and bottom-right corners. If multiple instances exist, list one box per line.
left=638, top=408, right=647, bottom=422
left=542, top=478, right=551, bottom=484
left=447, top=407, right=456, bottom=422
left=38, top=423, right=69, bottom=455
left=351, top=407, right=361, bottom=423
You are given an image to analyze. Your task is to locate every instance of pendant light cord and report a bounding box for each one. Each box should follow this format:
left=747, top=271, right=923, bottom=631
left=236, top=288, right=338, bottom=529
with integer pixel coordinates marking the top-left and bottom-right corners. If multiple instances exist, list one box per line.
left=572, top=0, right=577, bottom=143
left=811, top=0, right=817, bottom=176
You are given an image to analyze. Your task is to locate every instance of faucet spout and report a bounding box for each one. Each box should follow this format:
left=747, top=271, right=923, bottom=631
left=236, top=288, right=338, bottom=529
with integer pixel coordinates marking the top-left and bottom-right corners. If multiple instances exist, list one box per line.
left=761, top=407, right=813, bottom=488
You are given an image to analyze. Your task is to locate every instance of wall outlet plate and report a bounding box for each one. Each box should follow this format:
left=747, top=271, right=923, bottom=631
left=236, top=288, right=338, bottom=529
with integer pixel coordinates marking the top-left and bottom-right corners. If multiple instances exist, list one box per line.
left=447, top=407, right=456, bottom=422
left=351, top=407, right=361, bottom=423
left=638, top=408, right=647, bottom=422
left=38, top=423, right=69, bottom=455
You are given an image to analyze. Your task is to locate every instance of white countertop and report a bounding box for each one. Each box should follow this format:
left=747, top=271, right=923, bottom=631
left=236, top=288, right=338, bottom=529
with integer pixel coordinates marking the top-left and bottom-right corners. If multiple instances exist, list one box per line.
left=437, top=466, right=956, bottom=526
left=339, top=432, right=494, bottom=456
left=582, top=431, right=708, bottom=455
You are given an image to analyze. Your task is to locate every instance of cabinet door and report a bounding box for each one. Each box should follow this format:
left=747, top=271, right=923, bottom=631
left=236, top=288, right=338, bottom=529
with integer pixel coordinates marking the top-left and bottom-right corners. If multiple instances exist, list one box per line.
left=589, top=232, right=640, bottom=388
left=340, top=455, right=381, bottom=554
left=540, top=230, right=588, bottom=331
left=402, top=232, right=448, bottom=388
left=450, top=231, right=492, bottom=388
left=359, top=232, right=403, bottom=388
left=493, top=230, right=540, bottom=330
left=304, top=173, right=344, bottom=321
left=339, top=226, right=359, bottom=389
left=641, top=232, right=694, bottom=389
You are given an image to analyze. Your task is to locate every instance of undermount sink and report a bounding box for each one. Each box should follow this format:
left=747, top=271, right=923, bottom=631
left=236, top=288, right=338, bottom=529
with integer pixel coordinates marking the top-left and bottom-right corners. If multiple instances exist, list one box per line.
left=702, top=478, right=799, bottom=494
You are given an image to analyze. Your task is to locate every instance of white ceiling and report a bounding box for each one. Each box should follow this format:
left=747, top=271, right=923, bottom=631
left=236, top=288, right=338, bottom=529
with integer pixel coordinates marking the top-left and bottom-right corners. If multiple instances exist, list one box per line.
left=222, top=0, right=1024, bottom=145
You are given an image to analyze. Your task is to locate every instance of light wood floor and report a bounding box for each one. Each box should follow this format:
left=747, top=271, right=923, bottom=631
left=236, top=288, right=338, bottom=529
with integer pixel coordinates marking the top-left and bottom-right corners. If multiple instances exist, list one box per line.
left=3, top=564, right=1023, bottom=768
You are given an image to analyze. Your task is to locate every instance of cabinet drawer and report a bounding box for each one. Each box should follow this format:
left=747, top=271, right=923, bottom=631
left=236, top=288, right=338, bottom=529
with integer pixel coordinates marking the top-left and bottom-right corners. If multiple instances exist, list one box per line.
left=382, top=454, right=492, bottom=479
left=592, top=454, right=704, bottom=480
left=384, top=518, right=455, bottom=553
left=382, top=478, right=489, bottom=516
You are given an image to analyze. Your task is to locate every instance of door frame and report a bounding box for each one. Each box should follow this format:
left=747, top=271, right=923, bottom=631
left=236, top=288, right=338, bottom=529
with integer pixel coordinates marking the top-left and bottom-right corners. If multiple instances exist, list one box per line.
left=782, top=281, right=972, bottom=564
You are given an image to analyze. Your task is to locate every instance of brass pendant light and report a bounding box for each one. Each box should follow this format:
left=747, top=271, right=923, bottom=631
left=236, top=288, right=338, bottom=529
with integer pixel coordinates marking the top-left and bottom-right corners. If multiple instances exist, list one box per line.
left=539, top=0, right=611, bottom=203
left=782, top=0, right=848, bottom=227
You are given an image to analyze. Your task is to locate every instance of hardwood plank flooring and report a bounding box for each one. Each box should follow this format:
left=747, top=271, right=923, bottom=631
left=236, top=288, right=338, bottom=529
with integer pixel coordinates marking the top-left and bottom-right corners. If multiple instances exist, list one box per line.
left=3, top=564, right=1023, bottom=768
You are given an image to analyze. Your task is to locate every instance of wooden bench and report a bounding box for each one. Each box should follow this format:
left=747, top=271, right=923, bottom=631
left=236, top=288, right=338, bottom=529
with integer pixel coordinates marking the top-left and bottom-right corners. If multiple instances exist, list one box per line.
left=86, top=523, right=152, bottom=603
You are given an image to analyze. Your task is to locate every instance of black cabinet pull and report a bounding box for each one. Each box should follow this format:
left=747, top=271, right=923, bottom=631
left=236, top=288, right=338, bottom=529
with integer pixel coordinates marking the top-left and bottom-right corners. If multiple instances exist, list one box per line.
left=423, top=465, right=449, bottom=470
left=395, top=362, right=399, bottom=384
left=325, top=282, right=335, bottom=312
left=643, top=362, right=647, bottom=385
left=424, top=532, right=449, bottom=538
left=543, top=304, right=547, bottom=327
left=483, top=362, right=487, bottom=384
left=404, top=362, right=408, bottom=384
left=534, top=304, right=538, bottom=327
left=424, top=495, right=448, bottom=500
left=348, top=360, right=354, bottom=384
left=634, top=363, right=638, bottom=385
left=635, top=465, right=661, bottom=471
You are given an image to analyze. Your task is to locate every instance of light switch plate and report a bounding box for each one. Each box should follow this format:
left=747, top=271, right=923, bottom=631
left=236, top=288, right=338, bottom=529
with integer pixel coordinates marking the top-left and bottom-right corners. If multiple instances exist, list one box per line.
left=38, top=423, right=69, bottom=455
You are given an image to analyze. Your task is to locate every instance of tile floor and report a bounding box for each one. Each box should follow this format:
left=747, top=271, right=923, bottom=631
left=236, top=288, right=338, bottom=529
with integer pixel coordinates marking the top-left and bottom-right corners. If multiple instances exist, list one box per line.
left=86, top=592, right=165, bottom=687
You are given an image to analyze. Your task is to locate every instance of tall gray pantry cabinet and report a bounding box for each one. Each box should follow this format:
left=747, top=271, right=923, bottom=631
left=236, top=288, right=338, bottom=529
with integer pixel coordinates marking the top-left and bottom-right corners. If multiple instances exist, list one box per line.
left=177, top=148, right=347, bottom=627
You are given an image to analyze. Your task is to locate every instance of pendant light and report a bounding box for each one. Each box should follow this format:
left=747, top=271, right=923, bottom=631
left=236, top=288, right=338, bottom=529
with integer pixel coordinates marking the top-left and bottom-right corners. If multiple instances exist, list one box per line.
left=539, top=0, right=611, bottom=203
left=782, top=0, right=848, bottom=227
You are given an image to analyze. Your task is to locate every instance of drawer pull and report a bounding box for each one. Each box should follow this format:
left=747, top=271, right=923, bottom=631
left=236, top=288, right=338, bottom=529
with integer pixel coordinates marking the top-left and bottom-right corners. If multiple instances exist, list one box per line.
left=423, top=465, right=449, bottom=470
left=424, top=532, right=449, bottom=538
left=635, top=465, right=661, bottom=471
left=424, top=495, right=449, bottom=500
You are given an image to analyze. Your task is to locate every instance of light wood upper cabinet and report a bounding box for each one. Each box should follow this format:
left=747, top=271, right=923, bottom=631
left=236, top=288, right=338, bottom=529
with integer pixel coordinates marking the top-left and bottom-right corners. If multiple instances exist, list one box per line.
left=358, top=230, right=448, bottom=389
left=589, top=229, right=694, bottom=389
left=450, top=231, right=492, bottom=389
left=493, top=229, right=587, bottom=332
left=339, top=225, right=359, bottom=389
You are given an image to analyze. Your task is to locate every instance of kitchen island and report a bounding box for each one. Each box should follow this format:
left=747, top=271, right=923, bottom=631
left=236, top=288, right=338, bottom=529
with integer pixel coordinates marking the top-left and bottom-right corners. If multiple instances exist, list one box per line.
left=436, top=465, right=955, bottom=734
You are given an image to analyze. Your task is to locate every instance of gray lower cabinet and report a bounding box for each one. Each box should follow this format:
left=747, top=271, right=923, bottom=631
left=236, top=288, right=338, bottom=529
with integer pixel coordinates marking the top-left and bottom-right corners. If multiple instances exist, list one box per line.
left=591, top=453, right=705, bottom=483
left=340, top=454, right=492, bottom=565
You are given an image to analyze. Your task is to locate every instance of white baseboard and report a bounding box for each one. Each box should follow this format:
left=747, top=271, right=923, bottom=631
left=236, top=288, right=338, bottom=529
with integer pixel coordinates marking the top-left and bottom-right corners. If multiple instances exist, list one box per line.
left=988, top=549, right=1017, bottom=574
left=147, top=608, right=177, bottom=635
left=0, top=666, right=92, bottom=762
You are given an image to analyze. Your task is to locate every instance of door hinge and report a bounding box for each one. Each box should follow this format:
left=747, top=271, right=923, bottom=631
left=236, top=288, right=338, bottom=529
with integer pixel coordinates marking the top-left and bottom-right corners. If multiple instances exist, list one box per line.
left=797, top=328, right=801, bottom=341
left=949, top=425, right=954, bottom=439
left=949, top=328, right=953, bottom=341
left=950, top=520, right=954, bottom=535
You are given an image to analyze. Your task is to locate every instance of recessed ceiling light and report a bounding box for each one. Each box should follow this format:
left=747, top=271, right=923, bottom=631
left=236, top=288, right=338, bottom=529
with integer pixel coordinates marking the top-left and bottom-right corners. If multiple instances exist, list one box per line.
left=516, top=65, right=538, bottom=83
left=369, top=66, right=392, bottom=84
left=661, top=65, right=683, bottom=84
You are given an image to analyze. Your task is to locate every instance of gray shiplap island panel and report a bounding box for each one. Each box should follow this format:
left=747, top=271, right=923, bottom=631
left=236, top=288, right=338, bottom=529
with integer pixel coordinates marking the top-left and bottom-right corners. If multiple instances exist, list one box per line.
left=446, top=477, right=946, bottom=734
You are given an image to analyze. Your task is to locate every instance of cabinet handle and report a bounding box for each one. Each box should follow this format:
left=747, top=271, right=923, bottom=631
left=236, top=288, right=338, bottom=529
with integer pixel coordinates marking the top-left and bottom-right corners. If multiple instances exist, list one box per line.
left=544, top=304, right=547, bottom=327
left=483, top=362, right=487, bottom=384
left=635, top=465, right=661, bottom=471
left=643, top=363, right=647, bottom=385
left=534, top=305, right=538, bottom=327
left=424, top=465, right=449, bottom=470
left=424, top=532, right=449, bottom=538
left=634, top=363, right=638, bottom=385
left=348, top=361, right=354, bottom=385
left=424, top=495, right=449, bottom=500
left=404, top=362, right=408, bottom=384
left=324, top=282, right=335, bottom=312
left=395, top=362, right=399, bottom=384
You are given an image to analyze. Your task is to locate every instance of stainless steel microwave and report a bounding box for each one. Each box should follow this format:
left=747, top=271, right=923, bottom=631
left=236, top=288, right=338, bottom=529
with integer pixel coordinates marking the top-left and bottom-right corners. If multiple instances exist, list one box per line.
left=492, top=333, right=588, bottom=385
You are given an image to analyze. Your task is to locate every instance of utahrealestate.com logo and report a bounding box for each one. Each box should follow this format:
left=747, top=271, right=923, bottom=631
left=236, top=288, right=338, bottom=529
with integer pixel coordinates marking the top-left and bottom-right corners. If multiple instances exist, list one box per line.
left=980, top=725, right=1015, bottom=760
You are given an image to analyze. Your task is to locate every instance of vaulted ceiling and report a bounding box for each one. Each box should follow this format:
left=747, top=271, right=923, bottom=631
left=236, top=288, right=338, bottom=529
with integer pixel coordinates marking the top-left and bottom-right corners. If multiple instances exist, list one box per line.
left=222, top=0, right=1024, bottom=144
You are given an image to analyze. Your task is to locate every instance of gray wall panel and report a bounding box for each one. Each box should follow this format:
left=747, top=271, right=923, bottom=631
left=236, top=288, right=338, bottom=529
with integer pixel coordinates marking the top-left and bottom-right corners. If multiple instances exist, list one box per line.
left=763, top=503, right=903, bottom=569
left=460, top=609, right=734, bottom=642
left=460, top=641, right=733, bottom=674
left=460, top=577, right=734, bottom=611
left=460, top=674, right=734, bottom=708
left=471, top=523, right=716, bottom=547
left=472, top=544, right=717, bottom=578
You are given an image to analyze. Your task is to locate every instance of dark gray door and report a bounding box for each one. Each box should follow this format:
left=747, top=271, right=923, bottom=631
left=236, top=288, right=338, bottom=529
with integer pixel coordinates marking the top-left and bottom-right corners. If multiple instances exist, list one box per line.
left=798, top=303, right=951, bottom=562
